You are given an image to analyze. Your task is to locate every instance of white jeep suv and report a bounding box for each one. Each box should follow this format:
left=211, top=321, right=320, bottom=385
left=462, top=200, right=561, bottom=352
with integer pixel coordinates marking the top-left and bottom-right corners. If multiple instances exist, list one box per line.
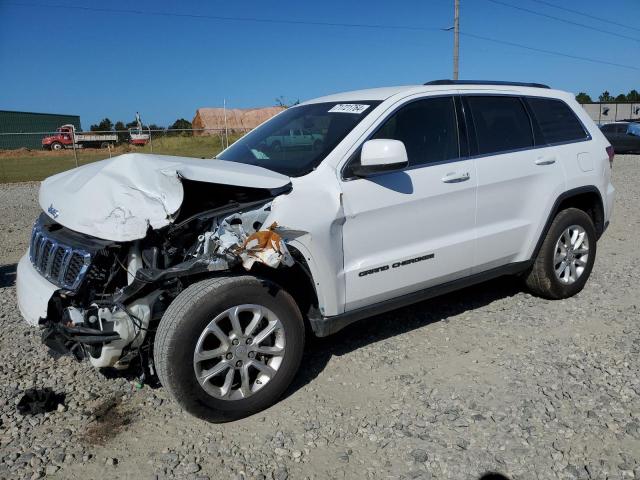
left=17, top=80, right=615, bottom=422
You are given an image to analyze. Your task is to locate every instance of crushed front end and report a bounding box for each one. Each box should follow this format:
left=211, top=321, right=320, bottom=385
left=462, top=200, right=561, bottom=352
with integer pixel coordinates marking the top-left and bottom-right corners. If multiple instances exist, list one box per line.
left=17, top=186, right=296, bottom=373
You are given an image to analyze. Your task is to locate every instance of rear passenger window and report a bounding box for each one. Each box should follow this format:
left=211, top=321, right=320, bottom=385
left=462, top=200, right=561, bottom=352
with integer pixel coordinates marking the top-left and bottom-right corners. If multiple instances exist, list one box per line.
left=526, top=97, right=588, bottom=144
left=371, top=96, right=459, bottom=167
left=467, top=96, right=533, bottom=155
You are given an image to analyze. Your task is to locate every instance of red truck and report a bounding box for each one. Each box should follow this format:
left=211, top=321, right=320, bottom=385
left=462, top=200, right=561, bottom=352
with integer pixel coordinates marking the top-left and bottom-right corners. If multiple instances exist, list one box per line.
left=42, top=125, right=118, bottom=150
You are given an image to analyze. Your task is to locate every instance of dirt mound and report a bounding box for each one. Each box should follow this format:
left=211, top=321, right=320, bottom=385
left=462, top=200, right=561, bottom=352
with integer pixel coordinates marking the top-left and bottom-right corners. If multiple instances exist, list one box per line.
left=0, top=147, right=36, bottom=158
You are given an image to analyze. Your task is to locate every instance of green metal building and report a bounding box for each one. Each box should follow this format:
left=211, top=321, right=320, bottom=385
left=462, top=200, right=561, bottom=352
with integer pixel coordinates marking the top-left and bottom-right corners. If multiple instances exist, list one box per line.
left=0, top=110, right=81, bottom=150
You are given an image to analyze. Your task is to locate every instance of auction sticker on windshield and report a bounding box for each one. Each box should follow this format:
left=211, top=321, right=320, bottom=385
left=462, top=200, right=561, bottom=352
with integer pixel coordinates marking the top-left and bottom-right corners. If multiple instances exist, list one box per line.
left=328, top=104, right=370, bottom=114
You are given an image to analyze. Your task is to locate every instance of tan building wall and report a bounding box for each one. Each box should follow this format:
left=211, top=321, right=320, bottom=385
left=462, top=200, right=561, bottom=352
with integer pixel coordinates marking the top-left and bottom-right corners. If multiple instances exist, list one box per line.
left=579, top=102, right=640, bottom=125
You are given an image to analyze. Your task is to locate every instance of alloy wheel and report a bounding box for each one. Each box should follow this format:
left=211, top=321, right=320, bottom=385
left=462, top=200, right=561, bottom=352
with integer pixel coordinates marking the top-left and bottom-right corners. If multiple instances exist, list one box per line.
left=193, top=304, right=285, bottom=401
left=553, top=225, right=589, bottom=284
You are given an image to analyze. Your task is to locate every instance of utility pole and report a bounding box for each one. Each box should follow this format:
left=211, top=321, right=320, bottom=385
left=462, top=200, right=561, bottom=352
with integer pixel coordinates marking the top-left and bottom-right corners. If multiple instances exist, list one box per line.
left=223, top=99, right=229, bottom=149
left=453, top=0, right=460, bottom=80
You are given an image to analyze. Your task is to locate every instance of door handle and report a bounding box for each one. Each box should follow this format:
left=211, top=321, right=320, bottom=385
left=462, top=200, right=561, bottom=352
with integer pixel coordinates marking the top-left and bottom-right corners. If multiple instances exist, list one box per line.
left=535, top=157, right=556, bottom=165
left=442, top=171, right=471, bottom=183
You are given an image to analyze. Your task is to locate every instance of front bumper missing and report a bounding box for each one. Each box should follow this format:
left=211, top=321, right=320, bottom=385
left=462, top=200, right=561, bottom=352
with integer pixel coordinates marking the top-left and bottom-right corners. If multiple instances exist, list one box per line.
left=18, top=253, right=123, bottom=360
left=42, top=321, right=121, bottom=361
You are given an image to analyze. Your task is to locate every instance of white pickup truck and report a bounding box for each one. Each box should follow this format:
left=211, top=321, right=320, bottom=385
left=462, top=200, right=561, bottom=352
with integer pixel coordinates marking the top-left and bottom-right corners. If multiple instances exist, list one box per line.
left=265, top=127, right=323, bottom=151
left=17, top=81, right=614, bottom=422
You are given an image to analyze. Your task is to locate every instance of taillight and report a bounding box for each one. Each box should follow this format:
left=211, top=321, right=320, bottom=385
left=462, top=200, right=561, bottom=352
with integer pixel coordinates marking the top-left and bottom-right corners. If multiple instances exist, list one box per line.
left=606, top=146, right=615, bottom=168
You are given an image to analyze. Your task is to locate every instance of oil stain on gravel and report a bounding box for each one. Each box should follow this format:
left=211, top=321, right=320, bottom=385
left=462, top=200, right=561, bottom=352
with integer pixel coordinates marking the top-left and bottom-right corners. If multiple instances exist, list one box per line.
left=80, top=395, right=136, bottom=446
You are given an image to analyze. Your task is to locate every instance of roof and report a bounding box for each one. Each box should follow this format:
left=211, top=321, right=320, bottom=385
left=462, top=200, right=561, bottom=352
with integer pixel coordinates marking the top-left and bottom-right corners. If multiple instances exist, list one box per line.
left=0, top=110, right=80, bottom=118
left=424, top=80, right=550, bottom=88
left=303, top=82, right=566, bottom=105
left=304, top=86, right=418, bottom=103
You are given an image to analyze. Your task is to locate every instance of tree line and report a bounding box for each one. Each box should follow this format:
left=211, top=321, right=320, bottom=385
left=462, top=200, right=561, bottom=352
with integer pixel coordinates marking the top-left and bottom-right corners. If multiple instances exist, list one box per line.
left=89, top=118, right=193, bottom=141
left=576, top=90, right=640, bottom=104
left=87, top=89, right=639, bottom=130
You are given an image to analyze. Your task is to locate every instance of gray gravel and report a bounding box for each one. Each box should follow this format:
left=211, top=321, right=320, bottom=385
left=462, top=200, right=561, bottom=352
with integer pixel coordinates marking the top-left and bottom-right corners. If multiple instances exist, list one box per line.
left=1, top=156, right=639, bottom=480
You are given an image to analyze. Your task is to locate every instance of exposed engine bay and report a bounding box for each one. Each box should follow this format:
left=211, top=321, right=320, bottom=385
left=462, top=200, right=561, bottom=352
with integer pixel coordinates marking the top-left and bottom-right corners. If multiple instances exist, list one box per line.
left=35, top=179, right=301, bottom=373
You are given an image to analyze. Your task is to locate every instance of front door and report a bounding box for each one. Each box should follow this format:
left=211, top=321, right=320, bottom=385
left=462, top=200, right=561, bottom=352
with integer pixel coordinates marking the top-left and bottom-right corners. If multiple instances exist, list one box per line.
left=340, top=96, right=477, bottom=311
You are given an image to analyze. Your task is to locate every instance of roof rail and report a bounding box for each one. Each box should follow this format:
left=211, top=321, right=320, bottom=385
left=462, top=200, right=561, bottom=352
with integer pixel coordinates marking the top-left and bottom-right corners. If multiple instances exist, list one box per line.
left=424, top=80, right=550, bottom=89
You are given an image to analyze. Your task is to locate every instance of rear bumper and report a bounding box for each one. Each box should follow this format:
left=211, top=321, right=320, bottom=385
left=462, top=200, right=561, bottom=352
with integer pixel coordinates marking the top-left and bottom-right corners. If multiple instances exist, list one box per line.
left=16, top=253, right=58, bottom=326
left=605, top=183, right=615, bottom=225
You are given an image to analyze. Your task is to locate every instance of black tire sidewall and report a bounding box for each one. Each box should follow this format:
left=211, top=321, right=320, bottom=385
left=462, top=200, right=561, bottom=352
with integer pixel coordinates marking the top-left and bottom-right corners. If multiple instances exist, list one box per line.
left=160, top=276, right=304, bottom=422
left=539, top=208, right=597, bottom=298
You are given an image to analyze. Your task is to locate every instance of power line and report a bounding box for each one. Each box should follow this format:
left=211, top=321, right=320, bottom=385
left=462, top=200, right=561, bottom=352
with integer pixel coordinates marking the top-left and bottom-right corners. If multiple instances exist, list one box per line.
left=485, top=0, right=640, bottom=43
left=5, top=1, right=639, bottom=72
left=529, top=0, right=640, bottom=33
left=459, top=31, right=640, bottom=71
left=5, top=2, right=443, bottom=32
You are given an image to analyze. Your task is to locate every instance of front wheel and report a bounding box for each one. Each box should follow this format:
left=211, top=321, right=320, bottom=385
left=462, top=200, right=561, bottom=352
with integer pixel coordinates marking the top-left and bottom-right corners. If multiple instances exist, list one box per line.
left=154, top=276, right=305, bottom=422
left=525, top=208, right=597, bottom=299
left=50, top=142, right=64, bottom=151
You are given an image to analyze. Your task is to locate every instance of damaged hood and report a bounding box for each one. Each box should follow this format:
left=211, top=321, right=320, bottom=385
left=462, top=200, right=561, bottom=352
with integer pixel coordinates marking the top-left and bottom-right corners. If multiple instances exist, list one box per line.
left=39, top=153, right=290, bottom=241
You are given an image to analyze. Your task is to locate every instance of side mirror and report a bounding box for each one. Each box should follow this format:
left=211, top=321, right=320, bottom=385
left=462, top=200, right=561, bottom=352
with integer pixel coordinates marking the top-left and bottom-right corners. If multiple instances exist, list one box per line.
left=351, top=139, right=409, bottom=177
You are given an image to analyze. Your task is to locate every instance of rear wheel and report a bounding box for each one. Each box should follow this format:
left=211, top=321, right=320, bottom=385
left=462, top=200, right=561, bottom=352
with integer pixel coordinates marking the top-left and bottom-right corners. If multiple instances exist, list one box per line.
left=154, top=276, right=305, bottom=422
left=525, top=208, right=597, bottom=299
left=100, top=142, right=110, bottom=149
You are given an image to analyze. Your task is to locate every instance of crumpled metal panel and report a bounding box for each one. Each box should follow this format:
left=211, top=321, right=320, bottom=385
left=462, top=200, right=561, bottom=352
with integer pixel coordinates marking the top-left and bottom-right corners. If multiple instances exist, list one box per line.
left=238, top=223, right=295, bottom=270
left=207, top=204, right=295, bottom=271
left=38, top=153, right=290, bottom=242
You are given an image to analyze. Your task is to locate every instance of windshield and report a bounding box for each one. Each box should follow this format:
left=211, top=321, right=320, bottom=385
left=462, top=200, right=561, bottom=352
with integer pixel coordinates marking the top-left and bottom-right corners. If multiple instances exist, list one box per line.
left=217, top=101, right=381, bottom=176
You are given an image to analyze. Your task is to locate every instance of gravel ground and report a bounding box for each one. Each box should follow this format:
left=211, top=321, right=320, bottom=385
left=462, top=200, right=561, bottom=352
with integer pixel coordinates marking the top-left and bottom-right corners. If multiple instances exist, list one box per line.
left=0, top=156, right=639, bottom=480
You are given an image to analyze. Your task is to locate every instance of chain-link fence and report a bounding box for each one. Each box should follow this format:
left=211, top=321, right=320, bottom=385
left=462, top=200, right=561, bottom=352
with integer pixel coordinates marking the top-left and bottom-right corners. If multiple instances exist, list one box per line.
left=0, top=128, right=251, bottom=183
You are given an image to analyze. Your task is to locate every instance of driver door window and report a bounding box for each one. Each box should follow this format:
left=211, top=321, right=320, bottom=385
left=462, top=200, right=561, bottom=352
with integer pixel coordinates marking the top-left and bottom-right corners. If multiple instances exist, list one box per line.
left=372, top=96, right=460, bottom=166
left=345, top=97, right=460, bottom=177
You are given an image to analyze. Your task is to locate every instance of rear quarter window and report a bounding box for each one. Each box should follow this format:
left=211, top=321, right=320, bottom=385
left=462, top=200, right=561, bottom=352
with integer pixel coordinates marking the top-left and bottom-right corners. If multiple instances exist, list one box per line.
left=526, top=97, right=589, bottom=145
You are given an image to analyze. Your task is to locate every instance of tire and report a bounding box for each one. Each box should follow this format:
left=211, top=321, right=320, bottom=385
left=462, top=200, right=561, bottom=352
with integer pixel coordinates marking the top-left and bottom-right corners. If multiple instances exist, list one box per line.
left=50, top=142, right=63, bottom=151
left=100, top=142, right=110, bottom=149
left=525, top=208, right=597, bottom=299
left=154, top=275, right=305, bottom=422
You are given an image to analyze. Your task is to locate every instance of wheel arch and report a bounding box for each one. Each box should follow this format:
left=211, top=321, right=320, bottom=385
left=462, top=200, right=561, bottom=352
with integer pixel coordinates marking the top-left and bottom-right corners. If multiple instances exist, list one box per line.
left=532, top=186, right=605, bottom=260
left=248, top=245, right=320, bottom=334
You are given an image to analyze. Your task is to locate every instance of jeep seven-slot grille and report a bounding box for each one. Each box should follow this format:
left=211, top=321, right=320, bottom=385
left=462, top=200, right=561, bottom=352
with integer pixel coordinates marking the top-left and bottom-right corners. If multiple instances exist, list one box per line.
left=29, top=223, right=91, bottom=290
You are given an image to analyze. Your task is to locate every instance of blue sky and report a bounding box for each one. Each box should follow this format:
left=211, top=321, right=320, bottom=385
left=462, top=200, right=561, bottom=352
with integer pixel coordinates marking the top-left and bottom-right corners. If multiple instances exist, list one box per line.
left=1, top=0, right=638, bottom=128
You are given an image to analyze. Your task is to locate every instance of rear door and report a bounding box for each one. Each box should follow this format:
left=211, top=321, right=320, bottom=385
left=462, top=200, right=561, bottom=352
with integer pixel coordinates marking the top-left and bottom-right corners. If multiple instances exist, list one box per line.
left=617, top=124, right=635, bottom=151
left=466, top=95, right=565, bottom=271
left=629, top=124, right=640, bottom=151
left=341, top=96, right=477, bottom=310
